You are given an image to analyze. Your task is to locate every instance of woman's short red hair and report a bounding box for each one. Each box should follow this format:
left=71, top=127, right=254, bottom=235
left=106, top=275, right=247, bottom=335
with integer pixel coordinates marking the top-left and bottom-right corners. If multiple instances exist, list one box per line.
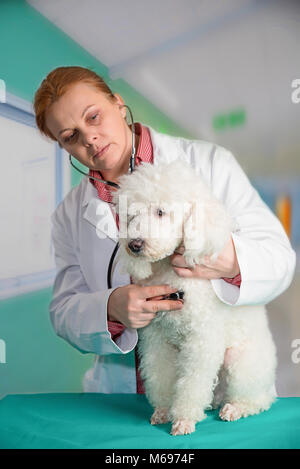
left=33, top=66, right=115, bottom=142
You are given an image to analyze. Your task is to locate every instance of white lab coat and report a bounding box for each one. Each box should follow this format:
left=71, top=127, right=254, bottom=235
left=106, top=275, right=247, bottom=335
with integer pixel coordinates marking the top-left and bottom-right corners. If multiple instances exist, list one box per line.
left=49, top=124, right=296, bottom=394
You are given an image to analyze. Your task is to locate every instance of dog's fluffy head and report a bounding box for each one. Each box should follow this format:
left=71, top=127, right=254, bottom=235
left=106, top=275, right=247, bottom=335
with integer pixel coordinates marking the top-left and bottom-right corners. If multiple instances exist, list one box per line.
left=113, top=159, right=233, bottom=280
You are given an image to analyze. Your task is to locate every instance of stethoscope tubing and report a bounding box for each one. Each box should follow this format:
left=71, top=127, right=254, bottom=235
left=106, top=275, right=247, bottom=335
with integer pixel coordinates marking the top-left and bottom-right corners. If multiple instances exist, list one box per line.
left=67, top=104, right=136, bottom=289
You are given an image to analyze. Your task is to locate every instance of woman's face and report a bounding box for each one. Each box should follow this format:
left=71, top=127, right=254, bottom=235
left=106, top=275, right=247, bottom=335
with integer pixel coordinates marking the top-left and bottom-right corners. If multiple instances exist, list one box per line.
left=45, top=81, right=133, bottom=176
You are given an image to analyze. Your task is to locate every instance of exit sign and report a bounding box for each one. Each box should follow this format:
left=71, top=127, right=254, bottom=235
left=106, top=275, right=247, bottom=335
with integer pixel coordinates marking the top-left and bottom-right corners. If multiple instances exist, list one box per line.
left=212, top=108, right=246, bottom=131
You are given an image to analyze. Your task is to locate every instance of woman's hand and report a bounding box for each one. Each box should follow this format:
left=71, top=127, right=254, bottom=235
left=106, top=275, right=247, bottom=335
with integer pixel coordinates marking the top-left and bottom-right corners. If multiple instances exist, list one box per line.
left=107, top=284, right=183, bottom=329
left=171, top=236, right=240, bottom=280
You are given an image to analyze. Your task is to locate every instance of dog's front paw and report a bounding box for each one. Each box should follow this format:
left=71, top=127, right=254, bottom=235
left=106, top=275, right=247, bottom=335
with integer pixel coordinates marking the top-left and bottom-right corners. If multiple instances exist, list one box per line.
left=183, top=250, right=202, bottom=268
left=219, top=403, right=242, bottom=422
left=171, top=419, right=196, bottom=436
left=184, top=250, right=219, bottom=269
left=150, top=408, right=169, bottom=425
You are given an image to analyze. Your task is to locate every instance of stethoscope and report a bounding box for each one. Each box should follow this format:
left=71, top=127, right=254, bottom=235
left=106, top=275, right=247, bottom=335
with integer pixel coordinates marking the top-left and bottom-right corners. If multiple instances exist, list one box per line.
left=68, top=104, right=135, bottom=290
left=68, top=105, right=184, bottom=302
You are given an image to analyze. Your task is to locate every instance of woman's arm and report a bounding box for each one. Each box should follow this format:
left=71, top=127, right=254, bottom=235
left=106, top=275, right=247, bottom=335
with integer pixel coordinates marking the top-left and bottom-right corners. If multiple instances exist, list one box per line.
left=171, top=236, right=240, bottom=281
left=172, top=144, right=296, bottom=306
left=50, top=206, right=183, bottom=352
left=49, top=207, right=138, bottom=355
left=211, top=147, right=296, bottom=305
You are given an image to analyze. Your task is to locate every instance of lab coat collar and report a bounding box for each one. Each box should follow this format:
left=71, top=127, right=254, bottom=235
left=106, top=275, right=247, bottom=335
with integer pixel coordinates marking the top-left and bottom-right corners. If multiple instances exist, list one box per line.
left=148, top=124, right=185, bottom=166
left=81, top=176, right=118, bottom=241
left=83, top=195, right=119, bottom=242
left=82, top=174, right=98, bottom=207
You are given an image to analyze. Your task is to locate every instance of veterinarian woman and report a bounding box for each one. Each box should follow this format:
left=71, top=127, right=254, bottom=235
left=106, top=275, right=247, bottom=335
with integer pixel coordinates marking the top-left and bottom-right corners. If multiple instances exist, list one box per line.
left=34, top=66, right=296, bottom=394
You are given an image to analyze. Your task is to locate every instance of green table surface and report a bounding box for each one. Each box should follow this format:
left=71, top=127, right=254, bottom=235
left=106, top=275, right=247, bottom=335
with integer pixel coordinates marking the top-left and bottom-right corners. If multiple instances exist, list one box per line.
left=0, top=394, right=299, bottom=449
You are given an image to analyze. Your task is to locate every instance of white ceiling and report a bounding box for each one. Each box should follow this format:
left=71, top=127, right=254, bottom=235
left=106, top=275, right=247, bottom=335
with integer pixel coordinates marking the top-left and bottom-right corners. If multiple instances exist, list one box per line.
left=26, top=0, right=300, bottom=175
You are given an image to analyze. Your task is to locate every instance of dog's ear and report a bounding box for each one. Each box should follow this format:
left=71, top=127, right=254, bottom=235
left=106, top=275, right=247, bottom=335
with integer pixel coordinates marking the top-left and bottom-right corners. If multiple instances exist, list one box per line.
left=118, top=242, right=153, bottom=281
left=182, top=198, right=232, bottom=267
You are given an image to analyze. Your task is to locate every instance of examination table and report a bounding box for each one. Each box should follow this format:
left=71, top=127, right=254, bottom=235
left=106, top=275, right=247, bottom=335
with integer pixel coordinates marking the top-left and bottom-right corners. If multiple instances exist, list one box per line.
left=0, top=393, right=299, bottom=449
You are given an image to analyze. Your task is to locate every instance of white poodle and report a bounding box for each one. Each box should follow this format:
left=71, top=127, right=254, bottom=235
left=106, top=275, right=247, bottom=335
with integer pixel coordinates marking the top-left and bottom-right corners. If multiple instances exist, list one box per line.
left=113, top=159, right=277, bottom=436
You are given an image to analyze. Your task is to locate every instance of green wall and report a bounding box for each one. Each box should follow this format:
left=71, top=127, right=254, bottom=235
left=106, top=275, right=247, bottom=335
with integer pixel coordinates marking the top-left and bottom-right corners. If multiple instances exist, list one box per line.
left=0, top=0, right=194, bottom=398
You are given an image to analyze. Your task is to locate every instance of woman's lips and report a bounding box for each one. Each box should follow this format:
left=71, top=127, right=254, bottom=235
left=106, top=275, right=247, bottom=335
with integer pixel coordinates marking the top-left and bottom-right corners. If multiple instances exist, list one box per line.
left=94, top=144, right=110, bottom=160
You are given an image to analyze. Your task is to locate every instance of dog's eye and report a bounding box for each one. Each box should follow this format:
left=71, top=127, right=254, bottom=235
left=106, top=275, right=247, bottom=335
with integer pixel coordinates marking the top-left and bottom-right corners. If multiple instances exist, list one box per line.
left=157, top=209, right=165, bottom=217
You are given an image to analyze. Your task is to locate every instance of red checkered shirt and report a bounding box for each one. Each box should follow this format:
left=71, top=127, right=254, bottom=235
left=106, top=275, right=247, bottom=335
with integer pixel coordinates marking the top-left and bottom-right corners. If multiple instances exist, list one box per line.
left=89, top=122, right=241, bottom=393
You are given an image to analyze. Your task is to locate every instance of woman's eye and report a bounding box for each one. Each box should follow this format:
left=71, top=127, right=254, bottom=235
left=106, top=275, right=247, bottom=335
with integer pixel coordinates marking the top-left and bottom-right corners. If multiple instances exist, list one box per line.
left=63, top=114, right=99, bottom=143
left=90, top=113, right=99, bottom=121
left=64, top=132, right=76, bottom=143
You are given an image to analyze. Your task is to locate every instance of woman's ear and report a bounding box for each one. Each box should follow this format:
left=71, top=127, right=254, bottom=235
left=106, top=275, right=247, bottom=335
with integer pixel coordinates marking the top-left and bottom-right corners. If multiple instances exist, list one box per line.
left=182, top=198, right=232, bottom=267
left=113, top=93, right=127, bottom=118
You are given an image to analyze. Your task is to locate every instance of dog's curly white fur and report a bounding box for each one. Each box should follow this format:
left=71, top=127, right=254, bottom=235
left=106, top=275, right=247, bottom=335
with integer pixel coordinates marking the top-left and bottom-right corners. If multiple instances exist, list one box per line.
left=113, top=159, right=277, bottom=436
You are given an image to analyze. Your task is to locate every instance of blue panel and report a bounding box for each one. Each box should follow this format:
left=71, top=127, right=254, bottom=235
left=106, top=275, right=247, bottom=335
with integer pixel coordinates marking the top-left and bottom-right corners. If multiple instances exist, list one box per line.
left=0, top=102, right=35, bottom=127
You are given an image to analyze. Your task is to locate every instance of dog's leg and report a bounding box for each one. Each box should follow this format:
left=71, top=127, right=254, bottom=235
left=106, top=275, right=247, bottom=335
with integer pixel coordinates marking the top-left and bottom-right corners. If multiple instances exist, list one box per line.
left=150, top=407, right=169, bottom=425
left=170, top=331, right=225, bottom=435
left=211, top=365, right=226, bottom=410
left=138, top=328, right=177, bottom=424
left=219, top=336, right=277, bottom=421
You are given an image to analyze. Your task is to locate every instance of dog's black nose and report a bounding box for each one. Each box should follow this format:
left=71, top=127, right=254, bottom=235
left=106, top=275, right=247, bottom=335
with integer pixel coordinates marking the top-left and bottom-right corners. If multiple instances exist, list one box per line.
left=128, top=238, right=144, bottom=253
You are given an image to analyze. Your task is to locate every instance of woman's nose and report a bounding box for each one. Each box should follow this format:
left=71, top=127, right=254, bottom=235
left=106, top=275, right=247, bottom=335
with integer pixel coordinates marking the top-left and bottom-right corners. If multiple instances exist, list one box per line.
left=82, top=131, right=99, bottom=147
